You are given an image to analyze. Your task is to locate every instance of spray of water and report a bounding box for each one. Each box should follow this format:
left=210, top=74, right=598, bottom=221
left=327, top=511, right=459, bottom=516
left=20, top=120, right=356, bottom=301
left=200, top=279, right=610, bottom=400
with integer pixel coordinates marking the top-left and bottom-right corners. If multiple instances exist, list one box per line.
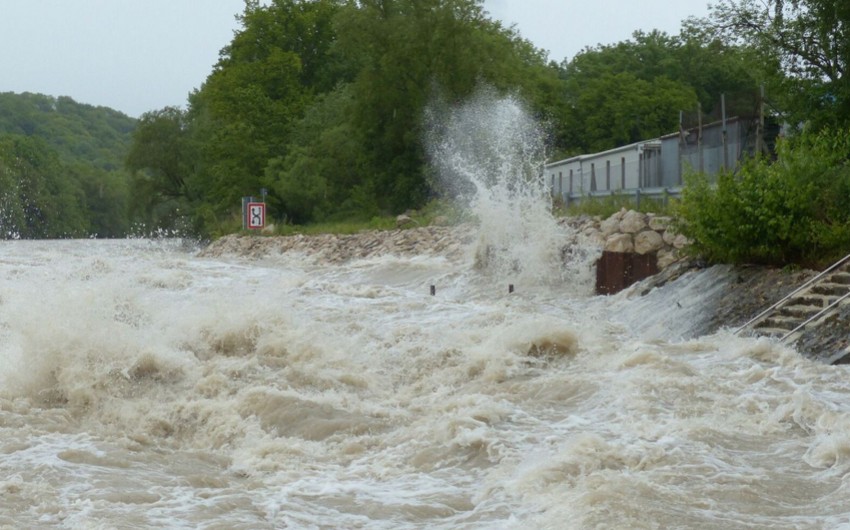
left=425, top=88, right=574, bottom=285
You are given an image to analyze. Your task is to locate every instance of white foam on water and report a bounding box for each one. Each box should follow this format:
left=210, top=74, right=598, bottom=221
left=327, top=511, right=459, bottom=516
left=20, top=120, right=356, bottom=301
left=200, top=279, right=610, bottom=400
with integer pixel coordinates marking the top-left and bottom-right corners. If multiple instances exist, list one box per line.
left=3, top=238, right=850, bottom=528
left=425, top=88, right=592, bottom=292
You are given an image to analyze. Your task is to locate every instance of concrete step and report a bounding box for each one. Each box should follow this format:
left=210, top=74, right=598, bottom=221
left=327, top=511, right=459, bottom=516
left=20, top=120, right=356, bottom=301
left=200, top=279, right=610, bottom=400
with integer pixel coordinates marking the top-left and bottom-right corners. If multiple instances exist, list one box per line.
left=735, top=255, right=850, bottom=353
left=752, top=326, right=791, bottom=338
left=755, top=315, right=798, bottom=330
left=823, top=345, right=850, bottom=364
left=796, top=293, right=838, bottom=308
left=828, top=271, right=850, bottom=285
left=811, top=282, right=850, bottom=297
left=777, top=304, right=824, bottom=319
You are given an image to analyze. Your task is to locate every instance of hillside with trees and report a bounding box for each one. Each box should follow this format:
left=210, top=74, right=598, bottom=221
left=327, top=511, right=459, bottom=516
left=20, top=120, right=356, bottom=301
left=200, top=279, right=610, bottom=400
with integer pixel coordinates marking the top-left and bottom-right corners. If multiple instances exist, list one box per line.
left=0, top=92, right=136, bottom=238
left=128, top=0, right=779, bottom=237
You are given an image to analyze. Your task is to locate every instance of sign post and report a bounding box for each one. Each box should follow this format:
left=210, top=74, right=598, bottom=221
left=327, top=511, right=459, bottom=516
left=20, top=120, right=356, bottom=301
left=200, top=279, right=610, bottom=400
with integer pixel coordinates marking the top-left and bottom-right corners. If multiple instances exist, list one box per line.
left=246, top=201, right=266, bottom=230
left=242, top=192, right=268, bottom=230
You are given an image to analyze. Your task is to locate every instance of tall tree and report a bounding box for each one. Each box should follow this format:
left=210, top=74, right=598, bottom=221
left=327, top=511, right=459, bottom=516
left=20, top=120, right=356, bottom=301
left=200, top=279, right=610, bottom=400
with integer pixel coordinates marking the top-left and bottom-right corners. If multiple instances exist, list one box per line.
left=557, top=29, right=769, bottom=153
left=187, top=0, right=345, bottom=223
left=0, top=134, right=88, bottom=238
left=126, top=107, right=195, bottom=231
left=125, top=0, right=588, bottom=230
left=264, top=84, right=369, bottom=224
left=331, top=0, right=555, bottom=213
left=705, top=0, right=850, bottom=128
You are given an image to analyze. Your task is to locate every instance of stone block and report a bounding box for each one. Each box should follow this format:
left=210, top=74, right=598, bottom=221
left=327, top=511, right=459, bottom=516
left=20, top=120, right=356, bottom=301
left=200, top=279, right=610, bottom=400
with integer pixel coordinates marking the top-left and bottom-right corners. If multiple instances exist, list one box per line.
left=649, top=216, right=672, bottom=231
left=605, top=233, right=634, bottom=253
left=634, top=230, right=664, bottom=255
left=619, top=210, right=647, bottom=233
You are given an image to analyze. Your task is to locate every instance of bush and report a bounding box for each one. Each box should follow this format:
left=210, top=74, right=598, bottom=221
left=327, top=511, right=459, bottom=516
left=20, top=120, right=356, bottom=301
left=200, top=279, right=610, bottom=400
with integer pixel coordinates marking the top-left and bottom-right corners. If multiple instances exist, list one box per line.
left=676, top=128, right=850, bottom=267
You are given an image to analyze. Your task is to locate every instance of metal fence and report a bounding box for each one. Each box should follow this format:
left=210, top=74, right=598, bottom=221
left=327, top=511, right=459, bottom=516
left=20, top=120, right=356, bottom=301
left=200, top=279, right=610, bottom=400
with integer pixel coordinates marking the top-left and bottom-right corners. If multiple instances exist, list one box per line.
left=557, top=186, right=682, bottom=209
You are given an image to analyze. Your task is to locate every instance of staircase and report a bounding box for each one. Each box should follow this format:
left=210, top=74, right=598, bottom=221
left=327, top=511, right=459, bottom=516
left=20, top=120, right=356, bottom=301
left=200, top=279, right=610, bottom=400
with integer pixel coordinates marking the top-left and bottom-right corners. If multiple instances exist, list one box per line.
left=735, top=254, right=850, bottom=362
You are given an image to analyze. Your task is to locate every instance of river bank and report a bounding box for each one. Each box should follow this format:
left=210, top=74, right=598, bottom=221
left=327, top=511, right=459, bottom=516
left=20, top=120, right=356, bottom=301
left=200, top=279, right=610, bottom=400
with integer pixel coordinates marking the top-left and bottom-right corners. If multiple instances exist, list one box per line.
left=200, top=211, right=847, bottom=363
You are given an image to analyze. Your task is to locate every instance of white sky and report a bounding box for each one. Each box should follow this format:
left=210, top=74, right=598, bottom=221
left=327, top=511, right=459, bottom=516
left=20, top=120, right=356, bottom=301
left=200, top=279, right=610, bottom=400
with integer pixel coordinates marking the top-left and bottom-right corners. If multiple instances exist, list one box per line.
left=0, top=0, right=712, bottom=118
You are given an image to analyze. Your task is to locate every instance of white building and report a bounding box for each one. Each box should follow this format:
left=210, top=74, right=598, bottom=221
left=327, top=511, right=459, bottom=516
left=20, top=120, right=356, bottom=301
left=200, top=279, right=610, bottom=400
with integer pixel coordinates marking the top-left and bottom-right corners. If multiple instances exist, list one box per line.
left=546, top=117, right=753, bottom=203
left=545, top=140, right=662, bottom=201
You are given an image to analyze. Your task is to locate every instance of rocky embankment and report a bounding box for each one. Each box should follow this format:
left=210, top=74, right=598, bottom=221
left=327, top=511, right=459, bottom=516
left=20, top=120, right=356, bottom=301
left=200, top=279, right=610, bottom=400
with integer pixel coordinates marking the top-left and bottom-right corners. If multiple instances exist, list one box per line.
left=200, top=224, right=478, bottom=263
left=200, top=210, right=848, bottom=363
left=202, top=208, right=688, bottom=270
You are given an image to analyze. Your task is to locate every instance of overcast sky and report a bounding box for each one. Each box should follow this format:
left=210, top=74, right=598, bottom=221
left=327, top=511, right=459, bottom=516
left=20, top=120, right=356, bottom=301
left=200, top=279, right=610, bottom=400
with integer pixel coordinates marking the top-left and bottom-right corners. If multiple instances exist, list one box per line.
left=0, top=0, right=712, bottom=118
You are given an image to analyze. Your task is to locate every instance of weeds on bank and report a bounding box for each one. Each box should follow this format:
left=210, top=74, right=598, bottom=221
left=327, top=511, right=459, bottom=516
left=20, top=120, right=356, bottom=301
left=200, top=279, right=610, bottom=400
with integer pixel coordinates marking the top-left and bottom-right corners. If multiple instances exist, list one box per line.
left=252, top=199, right=471, bottom=236
left=555, top=193, right=677, bottom=218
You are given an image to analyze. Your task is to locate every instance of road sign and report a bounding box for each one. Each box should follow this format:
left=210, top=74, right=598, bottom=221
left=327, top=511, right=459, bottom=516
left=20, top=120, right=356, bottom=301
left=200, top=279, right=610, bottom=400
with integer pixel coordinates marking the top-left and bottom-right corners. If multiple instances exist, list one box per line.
left=246, top=202, right=265, bottom=229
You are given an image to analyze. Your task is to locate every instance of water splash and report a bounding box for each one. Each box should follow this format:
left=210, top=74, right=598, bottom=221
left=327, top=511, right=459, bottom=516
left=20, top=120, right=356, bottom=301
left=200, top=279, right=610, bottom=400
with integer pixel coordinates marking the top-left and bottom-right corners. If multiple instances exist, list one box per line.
left=426, top=88, right=572, bottom=285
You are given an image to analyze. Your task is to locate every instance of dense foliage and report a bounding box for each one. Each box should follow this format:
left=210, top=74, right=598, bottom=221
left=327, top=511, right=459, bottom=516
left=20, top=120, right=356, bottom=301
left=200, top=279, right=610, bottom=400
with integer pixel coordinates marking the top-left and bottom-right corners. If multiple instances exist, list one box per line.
left=677, top=128, right=850, bottom=267
left=705, top=0, right=850, bottom=130
left=673, top=0, right=850, bottom=267
left=555, top=29, right=763, bottom=154
left=0, top=92, right=135, bottom=238
left=130, top=0, right=568, bottom=233
left=8, top=0, right=847, bottom=263
left=128, top=0, right=763, bottom=236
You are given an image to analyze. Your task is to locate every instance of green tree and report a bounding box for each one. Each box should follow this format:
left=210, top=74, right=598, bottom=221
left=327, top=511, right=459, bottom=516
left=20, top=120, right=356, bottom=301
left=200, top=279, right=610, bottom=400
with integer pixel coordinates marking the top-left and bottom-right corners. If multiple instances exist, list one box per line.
left=185, top=0, right=345, bottom=229
left=677, top=128, right=850, bottom=266
left=125, top=107, right=197, bottom=232
left=75, top=164, right=131, bottom=237
left=557, top=29, right=769, bottom=153
left=127, top=0, right=609, bottom=230
left=705, top=0, right=850, bottom=128
left=331, top=0, right=556, bottom=213
left=265, top=85, right=370, bottom=224
left=567, top=72, right=697, bottom=152
left=0, top=134, right=88, bottom=238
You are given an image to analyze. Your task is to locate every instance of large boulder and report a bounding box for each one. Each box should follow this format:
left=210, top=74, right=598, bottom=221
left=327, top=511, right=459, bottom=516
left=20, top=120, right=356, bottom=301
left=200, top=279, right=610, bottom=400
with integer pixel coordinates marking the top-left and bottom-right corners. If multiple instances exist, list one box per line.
left=599, top=215, right=621, bottom=236
left=634, top=230, right=664, bottom=255
left=672, top=233, right=690, bottom=249
left=657, top=248, right=680, bottom=269
left=619, top=210, right=647, bottom=234
left=648, top=216, right=672, bottom=231
left=396, top=214, right=416, bottom=228
left=605, top=233, right=634, bottom=253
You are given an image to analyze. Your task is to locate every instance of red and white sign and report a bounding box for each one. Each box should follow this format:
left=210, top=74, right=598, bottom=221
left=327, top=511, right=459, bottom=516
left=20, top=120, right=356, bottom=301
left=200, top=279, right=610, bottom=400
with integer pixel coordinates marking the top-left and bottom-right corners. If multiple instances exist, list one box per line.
left=246, top=202, right=266, bottom=229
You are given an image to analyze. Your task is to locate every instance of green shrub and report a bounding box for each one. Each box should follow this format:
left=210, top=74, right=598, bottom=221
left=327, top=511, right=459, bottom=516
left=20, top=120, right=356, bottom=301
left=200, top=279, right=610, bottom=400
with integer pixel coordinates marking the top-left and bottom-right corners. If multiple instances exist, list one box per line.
left=676, top=128, right=850, bottom=267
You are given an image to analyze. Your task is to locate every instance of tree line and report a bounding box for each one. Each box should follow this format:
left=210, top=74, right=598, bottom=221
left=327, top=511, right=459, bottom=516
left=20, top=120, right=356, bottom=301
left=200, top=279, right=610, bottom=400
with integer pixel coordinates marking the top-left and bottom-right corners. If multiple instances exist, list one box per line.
left=0, top=93, right=135, bottom=238
left=3, top=0, right=847, bottom=244
left=128, top=0, right=771, bottom=236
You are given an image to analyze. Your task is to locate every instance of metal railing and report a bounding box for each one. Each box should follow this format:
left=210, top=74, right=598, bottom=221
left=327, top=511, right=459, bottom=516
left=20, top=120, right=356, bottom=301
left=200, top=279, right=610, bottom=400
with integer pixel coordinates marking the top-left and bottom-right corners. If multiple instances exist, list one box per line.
left=733, top=252, right=850, bottom=335
left=559, top=187, right=682, bottom=209
left=780, top=290, right=850, bottom=342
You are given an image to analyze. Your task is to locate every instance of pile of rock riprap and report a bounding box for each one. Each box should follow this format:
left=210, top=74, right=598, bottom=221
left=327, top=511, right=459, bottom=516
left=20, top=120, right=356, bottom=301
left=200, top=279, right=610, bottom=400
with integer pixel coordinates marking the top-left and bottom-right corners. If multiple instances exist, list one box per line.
left=201, top=209, right=690, bottom=272
left=557, top=208, right=690, bottom=271
left=199, top=224, right=478, bottom=263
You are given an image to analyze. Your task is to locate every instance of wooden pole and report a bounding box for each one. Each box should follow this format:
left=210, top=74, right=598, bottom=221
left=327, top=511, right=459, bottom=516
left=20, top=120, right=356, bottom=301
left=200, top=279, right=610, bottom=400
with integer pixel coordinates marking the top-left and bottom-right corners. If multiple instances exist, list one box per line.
left=721, top=93, right=728, bottom=170
left=698, top=102, right=703, bottom=173
left=756, top=84, right=765, bottom=155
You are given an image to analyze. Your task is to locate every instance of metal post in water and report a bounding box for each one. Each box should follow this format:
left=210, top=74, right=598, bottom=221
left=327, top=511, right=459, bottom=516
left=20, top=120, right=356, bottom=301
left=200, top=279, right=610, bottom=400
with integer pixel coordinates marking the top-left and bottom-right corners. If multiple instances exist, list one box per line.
left=508, top=284, right=514, bottom=294
left=430, top=285, right=436, bottom=296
